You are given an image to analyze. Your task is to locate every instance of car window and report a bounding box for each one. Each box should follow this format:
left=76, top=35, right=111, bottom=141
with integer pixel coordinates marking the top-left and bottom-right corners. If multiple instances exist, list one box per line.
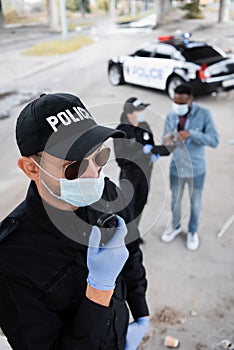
left=133, top=49, right=153, bottom=58
left=153, top=52, right=171, bottom=59
left=182, top=46, right=225, bottom=64
left=132, top=42, right=157, bottom=58
left=152, top=43, right=178, bottom=60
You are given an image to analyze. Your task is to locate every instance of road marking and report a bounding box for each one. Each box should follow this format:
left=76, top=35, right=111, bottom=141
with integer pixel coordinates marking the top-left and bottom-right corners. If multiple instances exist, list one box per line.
left=217, top=214, right=234, bottom=238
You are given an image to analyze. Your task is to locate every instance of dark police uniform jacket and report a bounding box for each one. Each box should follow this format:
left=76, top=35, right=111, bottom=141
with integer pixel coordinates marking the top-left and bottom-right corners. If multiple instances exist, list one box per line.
left=0, top=178, right=149, bottom=350
left=114, top=115, right=154, bottom=177
left=114, top=114, right=155, bottom=222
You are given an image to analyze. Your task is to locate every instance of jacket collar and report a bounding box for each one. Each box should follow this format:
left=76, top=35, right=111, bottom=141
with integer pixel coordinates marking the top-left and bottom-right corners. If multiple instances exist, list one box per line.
left=24, top=182, right=90, bottom=244
left=188, top=102, right=197, bottom=117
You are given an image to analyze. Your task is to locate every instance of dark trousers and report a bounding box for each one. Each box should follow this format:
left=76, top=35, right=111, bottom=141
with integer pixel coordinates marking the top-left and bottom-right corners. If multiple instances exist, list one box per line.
left=119, top=167, right=152, bottom=226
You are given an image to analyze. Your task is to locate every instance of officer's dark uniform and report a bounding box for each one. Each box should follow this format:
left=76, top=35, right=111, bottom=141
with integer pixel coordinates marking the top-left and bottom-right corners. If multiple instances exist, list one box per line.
left=0, top=178, right=149, bottom=350
left=114, top=112, right=155, bottom=226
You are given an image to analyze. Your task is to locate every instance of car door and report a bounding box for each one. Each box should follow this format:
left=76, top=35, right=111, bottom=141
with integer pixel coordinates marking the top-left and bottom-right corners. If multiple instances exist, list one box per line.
left=123, top=43, right=158, bottom=88
left=123, top=43, right=181, bottom=90
left=148, top=44, right=183, bottom=90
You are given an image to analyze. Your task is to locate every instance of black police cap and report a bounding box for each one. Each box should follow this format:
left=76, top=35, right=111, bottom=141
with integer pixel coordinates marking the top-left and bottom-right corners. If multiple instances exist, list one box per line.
left=16, top=92, right=125, bottom=161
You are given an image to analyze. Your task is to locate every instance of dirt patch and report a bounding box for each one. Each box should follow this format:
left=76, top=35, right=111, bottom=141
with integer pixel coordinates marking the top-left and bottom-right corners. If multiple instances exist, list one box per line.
left=0, top=89, right=39, bottom=119
left=195, top=342, right=207, bottom=350
left=151, top=306, right=188, bottom=326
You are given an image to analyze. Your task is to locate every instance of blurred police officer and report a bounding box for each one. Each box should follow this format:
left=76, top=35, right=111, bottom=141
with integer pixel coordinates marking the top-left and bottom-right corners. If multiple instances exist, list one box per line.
left=0, top=93, right=149, bottom=350
left=114, top=97, right=159, bottom=229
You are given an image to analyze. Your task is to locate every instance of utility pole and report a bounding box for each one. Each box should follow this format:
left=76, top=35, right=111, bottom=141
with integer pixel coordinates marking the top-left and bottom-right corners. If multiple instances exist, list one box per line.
left=218, top=0, right=231, bottom=23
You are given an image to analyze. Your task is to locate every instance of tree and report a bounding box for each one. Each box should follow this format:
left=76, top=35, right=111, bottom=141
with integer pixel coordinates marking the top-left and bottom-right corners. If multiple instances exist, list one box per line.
left=218, top=0, right=231, bottom=23
left=0, top=0, right=4, bottom=28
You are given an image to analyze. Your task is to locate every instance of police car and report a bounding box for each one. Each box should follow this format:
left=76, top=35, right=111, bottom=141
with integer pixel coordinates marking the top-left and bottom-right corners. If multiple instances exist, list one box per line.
left=108, top=33, right=234, bottom=98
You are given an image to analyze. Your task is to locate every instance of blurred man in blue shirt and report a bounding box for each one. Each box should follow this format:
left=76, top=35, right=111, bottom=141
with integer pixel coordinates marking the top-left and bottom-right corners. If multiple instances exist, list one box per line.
left=161, top=84, right=219, bottom=251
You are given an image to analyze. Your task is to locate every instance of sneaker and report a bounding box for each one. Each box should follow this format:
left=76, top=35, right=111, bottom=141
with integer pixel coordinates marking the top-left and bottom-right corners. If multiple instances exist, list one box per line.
left=161, top=227, right=182, bottom=243
left=186, top=232, right=199, bottom=251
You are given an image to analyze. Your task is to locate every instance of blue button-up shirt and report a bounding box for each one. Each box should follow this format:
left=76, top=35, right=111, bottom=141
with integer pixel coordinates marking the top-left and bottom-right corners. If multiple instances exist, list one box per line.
left=163, top=102, right=219, bottom=178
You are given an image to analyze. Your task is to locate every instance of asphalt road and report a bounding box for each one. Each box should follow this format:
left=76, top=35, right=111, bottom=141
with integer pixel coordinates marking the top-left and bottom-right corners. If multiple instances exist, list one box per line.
left=0, top=9, right=234, bottom=349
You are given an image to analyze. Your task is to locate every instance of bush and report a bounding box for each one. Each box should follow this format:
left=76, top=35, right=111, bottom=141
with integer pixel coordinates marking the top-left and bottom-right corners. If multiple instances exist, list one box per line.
left=4, top=7, right=19, bottom=23
left=66, top=0, right=90, bottom=13
left=181, top=0, right=204, bottom=19
left=95, top=0, right=109, bottom=12
left=66, top=0, right=80, bottom=11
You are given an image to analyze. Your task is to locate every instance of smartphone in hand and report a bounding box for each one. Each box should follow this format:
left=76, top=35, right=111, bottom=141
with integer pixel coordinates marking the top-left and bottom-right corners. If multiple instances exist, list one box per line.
left=151, top=144, right=177, bottom=156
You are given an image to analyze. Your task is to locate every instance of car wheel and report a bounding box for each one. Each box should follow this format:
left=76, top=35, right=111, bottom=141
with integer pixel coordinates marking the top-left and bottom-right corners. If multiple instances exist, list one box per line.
left=167, top=76, right=186, bottom=99
left=108, top=64, right=124, bottom=86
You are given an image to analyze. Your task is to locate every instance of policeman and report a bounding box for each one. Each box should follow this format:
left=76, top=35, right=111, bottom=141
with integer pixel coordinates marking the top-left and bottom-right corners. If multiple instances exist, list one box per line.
left=0, top=93, right=149, bottom=350
left=114, top=97, right=159, bottom=228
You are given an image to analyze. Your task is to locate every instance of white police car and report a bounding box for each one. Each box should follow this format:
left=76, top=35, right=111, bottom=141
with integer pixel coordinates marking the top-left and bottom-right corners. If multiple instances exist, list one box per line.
left=108, top=33, right=234, bottom=98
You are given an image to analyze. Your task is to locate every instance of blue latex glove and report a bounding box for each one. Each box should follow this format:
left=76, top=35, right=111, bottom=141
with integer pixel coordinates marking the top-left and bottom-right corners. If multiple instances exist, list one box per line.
left=125, top=317, right=150, bottom=350
left=87, top=216, right=129, bottom=290
left=142, top=144, right=153, bottom=154
left=150, top=153, right=160, bottom=163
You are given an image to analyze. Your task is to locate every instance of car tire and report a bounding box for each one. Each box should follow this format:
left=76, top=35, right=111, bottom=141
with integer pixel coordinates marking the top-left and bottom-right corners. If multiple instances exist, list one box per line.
left=108, top=64, right=124, bottom=86
left=167, top=76, right=186, bottom=99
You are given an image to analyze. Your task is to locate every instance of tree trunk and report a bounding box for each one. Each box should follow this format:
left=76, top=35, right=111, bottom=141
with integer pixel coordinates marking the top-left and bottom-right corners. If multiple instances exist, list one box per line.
left=80, top=0, right=85, bottom=18
left=0, top=0, right=4, bottom=28
left=144, top=0, right=149, bottom=12
left=59, top=0, right=68, bottom=39
left=156, top=0, right=170, bottom=26
left=218, top=0, right=231, bottom=23
left=48, top=0, right=60, bottom=32
left=109, top=0, right=115, bottom=17
left=130, top=0, right=136, bottom=16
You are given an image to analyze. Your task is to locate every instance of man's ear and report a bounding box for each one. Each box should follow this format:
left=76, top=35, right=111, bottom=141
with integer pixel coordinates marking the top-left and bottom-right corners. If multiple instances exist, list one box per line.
left=18, top=157, right=40, bottom=181
left=189, top=96, right=194, bottom=105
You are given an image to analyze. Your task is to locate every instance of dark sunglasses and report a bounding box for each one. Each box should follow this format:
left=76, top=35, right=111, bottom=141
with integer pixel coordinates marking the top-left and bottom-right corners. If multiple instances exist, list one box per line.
left=36, top=146, right=111, bottom=180
left=64, top=146, right=111, bottom=180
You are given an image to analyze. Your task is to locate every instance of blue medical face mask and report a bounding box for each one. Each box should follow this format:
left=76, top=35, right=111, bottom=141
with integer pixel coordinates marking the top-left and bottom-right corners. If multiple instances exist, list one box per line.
left=136, top=111, right=146, bottom=123
left=172, top=102, right=189, bottom=116
left=31, top=158, right=105, bottom=207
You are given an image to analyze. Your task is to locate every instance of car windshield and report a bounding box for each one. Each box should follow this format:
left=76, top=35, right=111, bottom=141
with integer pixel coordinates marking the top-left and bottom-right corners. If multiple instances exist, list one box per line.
left=182, top=46, right=226, bottom=64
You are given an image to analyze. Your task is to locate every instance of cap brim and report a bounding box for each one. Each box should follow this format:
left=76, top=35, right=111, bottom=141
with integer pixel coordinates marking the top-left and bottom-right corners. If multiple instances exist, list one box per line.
left=125, top=103, right=150, bottom=113
left=135, top=103, right=150, bottom=111
left=45, top=125, right=125, bottom=161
